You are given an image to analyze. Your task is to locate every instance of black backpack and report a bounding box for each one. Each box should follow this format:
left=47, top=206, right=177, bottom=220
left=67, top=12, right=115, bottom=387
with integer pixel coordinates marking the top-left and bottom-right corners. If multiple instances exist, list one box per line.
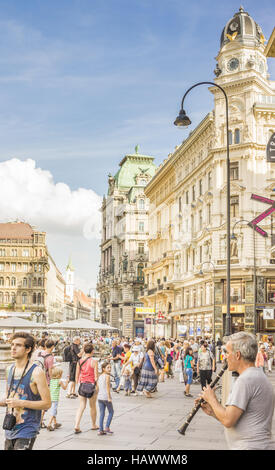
left=63, top=345, right=73, bottom=362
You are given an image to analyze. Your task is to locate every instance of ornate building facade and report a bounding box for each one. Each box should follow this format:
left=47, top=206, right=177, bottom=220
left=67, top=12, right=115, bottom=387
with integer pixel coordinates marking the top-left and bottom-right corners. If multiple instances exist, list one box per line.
left=97, top=152, right=156, bottom=337
left=141, top=7, right=275, bottom=340
left=0, top=222, right=49, bottom=320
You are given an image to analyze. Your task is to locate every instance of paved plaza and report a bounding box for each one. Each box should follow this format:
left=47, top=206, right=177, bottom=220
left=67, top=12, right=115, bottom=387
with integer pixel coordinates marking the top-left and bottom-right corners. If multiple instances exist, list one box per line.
left=0, top=364, right=275, bottom=451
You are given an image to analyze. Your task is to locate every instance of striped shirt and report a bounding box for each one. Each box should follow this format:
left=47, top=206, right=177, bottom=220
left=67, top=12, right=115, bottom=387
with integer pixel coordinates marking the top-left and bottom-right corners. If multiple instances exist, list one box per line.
left=50, top=378, right=61, bottom=402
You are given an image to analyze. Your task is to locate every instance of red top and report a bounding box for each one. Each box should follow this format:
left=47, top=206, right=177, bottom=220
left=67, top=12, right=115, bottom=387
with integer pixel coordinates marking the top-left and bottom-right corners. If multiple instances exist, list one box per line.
left=79, top=357, right=95, bottom=383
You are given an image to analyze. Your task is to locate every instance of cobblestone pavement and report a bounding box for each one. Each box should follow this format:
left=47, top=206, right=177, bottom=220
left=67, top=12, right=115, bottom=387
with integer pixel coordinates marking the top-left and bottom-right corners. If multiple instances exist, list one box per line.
left=0, top=364, right=274, bottom=450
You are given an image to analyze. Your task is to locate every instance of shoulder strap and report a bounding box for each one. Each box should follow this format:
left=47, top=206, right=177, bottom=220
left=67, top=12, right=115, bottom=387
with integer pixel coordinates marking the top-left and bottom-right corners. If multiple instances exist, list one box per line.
left=79, top=357, right=90, bottom=370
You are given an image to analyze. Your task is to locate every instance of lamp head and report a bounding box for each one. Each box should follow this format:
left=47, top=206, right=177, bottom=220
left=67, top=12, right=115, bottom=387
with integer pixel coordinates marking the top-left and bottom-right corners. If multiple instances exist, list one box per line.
left=231, top=233, right=237, bottom=240
left=174, top=109, right=191, bottom=127
left=199, top=269, right=204, bottom=276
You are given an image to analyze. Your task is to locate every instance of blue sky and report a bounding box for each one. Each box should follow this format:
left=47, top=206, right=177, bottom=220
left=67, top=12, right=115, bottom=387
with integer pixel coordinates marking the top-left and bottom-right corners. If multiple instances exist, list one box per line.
left=0, top=0, right=274, bottom=292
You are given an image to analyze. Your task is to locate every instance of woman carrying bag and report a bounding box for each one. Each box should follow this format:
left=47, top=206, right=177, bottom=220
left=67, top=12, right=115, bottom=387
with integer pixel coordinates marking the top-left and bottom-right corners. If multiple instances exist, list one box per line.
left=74, top=343, right=98, bottom=434
left=183, top=347, right=194, bottom=397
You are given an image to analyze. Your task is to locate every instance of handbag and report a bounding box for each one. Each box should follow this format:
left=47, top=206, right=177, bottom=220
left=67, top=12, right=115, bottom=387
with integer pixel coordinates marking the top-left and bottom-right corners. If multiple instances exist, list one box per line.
left=164, top=362, right=169, bottom=372
left=3, top=360, right=30, bottom=431
left=78, top=357, right=95, bottom=397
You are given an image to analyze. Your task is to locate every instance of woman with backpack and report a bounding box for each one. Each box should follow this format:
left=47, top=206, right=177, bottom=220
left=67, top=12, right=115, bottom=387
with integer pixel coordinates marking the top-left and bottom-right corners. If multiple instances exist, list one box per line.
left=74, top=343, right=98, bottom=434
left=197, top=342, right=215, bottom=390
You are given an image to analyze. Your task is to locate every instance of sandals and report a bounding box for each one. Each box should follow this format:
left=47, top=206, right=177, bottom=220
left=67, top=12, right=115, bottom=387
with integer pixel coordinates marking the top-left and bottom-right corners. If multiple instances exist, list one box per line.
left=40, top=422, right=46, bottom=429
left=74, top=428, right=82, bottom=434
left=91, top=426, right=99, bottom=430
left=98, top=431, right=106, bottom=435
left=47, top=425, right=55, bottom=431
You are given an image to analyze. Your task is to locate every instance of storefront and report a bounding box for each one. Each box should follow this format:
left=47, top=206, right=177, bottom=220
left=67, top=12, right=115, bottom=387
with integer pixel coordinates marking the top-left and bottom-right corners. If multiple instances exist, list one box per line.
left=222, top=305, right=245, bottom=334
left=257, top=307, right=275, bottom=341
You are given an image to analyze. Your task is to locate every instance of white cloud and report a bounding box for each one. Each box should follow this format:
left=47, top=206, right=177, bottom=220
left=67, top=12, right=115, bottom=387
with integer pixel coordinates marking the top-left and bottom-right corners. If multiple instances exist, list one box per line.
left=0, top=158, right=102, bottom=239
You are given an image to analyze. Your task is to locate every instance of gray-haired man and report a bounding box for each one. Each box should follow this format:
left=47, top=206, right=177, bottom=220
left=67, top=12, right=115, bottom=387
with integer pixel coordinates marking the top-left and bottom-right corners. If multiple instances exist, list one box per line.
left=198, top=332, right=275, bottom=450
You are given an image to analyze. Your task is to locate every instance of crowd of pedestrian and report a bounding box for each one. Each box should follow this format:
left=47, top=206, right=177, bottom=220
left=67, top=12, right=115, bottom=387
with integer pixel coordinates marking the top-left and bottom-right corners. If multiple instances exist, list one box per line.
left=0, top=330, right=274, bottom=450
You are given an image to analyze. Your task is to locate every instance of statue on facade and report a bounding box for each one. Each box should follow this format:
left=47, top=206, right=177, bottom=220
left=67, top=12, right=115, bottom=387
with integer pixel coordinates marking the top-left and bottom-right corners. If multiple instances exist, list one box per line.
left=230, top=238, right=238, bottom=258
left=122, top=254, right=128, bottom=273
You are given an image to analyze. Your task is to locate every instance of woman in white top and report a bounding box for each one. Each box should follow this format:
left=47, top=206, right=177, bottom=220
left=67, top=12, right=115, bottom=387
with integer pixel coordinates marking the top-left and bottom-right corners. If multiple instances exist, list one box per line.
left=96, top=362, right=114, bottom=435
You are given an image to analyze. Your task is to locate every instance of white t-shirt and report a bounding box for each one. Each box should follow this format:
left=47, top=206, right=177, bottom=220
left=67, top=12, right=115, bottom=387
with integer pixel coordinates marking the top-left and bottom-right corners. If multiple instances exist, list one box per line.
left=225, top=367, right=275, bottom=450
left=129, top=352, right=144, bottom=367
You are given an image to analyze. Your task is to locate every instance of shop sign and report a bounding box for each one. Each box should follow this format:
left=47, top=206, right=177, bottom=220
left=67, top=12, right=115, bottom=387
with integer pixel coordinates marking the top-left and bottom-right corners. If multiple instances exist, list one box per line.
left=222, top=305, right=245, bottom=314
left=136, top=307, right=155, bottom=315
left=267, top=132, right=275, bottom=162
left=263, top=308, right=274, bottom=320
left=157, top=319, right=168, bottom=324
left=177, top=325, right=187, bottom=334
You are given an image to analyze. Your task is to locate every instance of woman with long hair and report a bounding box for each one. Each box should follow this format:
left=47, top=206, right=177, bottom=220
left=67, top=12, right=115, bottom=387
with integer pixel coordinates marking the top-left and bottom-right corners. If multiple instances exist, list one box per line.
left=183, top=347, right=194, bottom=397
left=136, top=339, right=158, bottom=398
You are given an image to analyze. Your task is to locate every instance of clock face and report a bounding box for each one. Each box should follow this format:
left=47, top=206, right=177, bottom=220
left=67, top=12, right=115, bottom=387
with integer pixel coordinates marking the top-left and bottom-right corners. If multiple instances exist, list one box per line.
left=227, top=58, right=239, bottom=71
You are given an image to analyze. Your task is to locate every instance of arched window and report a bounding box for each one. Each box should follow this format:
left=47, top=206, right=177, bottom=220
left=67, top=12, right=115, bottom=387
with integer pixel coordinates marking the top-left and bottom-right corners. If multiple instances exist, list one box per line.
left=228, top=130, right=233, bottom=145
left=0, top=292, right=3, bottom=303
left=137, top=263, right=144, bottom=281
left=33, top=293, right=36, bottom=304
left=33, top=278, right=37, bottom=287
left=23, top=278, right=28, bottom=287
left=11, top=292, right=16, bottom=304
left=22, top=293, right=27, bottom=304
left=5, top=292, right=9, bottom=303
left=11, top=277, right=16, bottom=287
left=234, top=128, right=240, bottom=144
left=6, top=277, right=10, bottom=287
left=138, top=199, right=145, bottom=210
left=38, top=278, right=42, bottom=286
left=37, top=293, right=41, bottom=305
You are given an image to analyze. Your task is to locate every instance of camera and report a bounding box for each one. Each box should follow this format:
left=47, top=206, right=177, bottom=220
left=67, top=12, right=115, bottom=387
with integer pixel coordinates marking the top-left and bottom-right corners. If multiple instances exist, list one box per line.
left=3, top=413, right=16, bottom=431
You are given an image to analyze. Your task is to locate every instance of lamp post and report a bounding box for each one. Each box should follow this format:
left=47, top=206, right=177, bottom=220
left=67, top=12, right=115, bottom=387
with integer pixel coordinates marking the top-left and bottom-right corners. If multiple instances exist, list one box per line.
left=174, top=81, right=231, bottom=336
left=199, top=261, right=216, bottom=343
left=231, top=219, right=257, bottom=335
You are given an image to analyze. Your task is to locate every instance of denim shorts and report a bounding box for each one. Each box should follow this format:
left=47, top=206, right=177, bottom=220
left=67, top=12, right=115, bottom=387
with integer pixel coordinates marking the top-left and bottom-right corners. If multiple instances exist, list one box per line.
left=50, top=401, right=58, bottom=417
left=185, top=368, right=193, bottom=385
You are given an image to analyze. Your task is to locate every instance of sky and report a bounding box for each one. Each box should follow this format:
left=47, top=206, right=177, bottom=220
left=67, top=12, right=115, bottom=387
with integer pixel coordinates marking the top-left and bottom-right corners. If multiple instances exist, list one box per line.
left=0, top=0, right=274, bottom=293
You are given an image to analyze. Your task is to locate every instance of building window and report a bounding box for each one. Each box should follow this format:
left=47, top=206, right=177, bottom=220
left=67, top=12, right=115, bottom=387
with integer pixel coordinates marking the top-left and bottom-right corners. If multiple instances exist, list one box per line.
left=223, top=280, right=245, bottom=303
left=11, top=277, right=16, bottom=287
left=186, top=191, right=189, bottom=205
left=0, top=264, right=4, bottom=271
left=22, top=293, right=27, bottom=304
left=230, top=162, right=239, bottom=180
left=208, top=172, right=212, bottom=190
left=234, top=129, right=240, bottom=144
left=230, top=196, right=239, bottom=218
left=207, top=203, right=211, bottom=224
left=11, top=293, right=16, bottom=304
left=0, top=277, right=4, bottom=286
left=199, top=179, right=203, bottom=196
left=0, top=249, right=5, bottom=256
left=23, top=249, right=29, bottom=257
left=11, top=263, right=16, bottom=272
left=192, top=185, right=196, bottom=202
left=5, top=292, right=9, bottom=303
left=138, top=243, right=144, bottom=254
left=38, top=278, right=42, bottom=286
left=137, top=264, right=144, bottom=281
left=199, top=210, right=203, bottom=230
left=6, top=277, right=10, bottom=287
left=179, top=196, right=182, bottom=212
left=229, top=130, right=233, bottom=145
left=11, top=249, right=17, bottom=257
left=138, top=199, right=145, bottom=210
left=33, top=293, right=36, bottom=304
left=37, top=293, right=41, bottom=305
left=23, top=278, right=28, bottom=287
left=139, top=221, right=144, bottom=232
left=23, top=263, right=28, bottom=272
left=267, top=279, right=275, bottom=303
left=199, top=246, right=202, bottom=263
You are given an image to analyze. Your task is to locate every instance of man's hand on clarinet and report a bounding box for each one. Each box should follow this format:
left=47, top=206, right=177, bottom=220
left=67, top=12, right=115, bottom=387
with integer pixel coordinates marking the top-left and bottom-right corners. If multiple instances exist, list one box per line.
left=194, top=395, right=215, bottom=417
left=200, top=384, right=217, bottom=405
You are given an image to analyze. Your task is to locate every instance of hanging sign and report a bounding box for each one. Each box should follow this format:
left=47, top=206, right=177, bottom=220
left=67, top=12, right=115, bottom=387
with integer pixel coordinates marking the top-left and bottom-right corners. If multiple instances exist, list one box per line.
left=267, top=132, right=275, bottom=162
left=263, top=308, right=274, bottom=320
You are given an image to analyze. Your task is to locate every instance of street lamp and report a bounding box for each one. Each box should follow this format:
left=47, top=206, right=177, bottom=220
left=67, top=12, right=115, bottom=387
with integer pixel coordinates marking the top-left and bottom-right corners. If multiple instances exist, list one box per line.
left=231, top=219, right=257, bottom=335
left=199, top=261, right=216, bottom=343
left=174, top=81, right=231, bottom=336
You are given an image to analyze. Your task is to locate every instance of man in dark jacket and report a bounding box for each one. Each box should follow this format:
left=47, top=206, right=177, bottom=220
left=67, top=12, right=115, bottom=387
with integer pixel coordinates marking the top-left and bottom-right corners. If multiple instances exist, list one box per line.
left=67, top=337, right=82, bottom=398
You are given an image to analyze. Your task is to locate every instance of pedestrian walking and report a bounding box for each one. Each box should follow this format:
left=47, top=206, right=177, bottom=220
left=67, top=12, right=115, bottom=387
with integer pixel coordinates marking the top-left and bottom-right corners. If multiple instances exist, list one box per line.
left=197, top=342, right=215, bottom=389
left=255, top=345, right=267, bottom=373
left=198, top=332, right=275, bottom=450
left=97, top=362, right=114, bottom=435
left=0, top=332, right=51, bottom=450
left=74, top=343, right=98, bottom=434
left=267, top=343, right=275, bottom=373
left=183, top=347, right=194, bottom=397
left=67, top=337, right=82, bottom=399
left=136, top=339, right=158, bottom=398
left=40, top=339, right=55, bottom=428
left=47, top=367, right=69, bottom=431
left=109, top=340, right=123, bottom=391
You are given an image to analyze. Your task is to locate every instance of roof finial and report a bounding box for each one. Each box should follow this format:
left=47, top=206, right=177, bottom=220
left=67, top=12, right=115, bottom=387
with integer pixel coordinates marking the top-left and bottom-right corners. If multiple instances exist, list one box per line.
left=239, top=5, right=244, bottom=12
left=135, top=144, right=140, bottom=154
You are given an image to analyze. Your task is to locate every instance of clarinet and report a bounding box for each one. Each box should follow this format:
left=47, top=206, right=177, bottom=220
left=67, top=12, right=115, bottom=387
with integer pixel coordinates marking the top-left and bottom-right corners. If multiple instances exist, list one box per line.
left=178, top=362, right=228, bottom=435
